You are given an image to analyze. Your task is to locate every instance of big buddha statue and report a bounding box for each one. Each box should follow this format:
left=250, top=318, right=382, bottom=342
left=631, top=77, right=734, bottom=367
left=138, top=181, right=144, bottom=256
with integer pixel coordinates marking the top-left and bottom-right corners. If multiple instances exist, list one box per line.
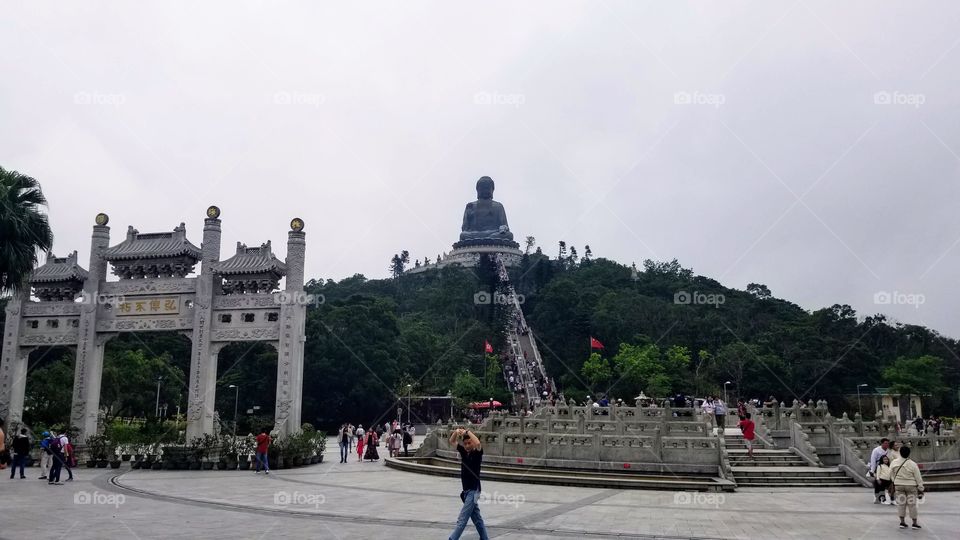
left=455, top=176, right=519, bottom=247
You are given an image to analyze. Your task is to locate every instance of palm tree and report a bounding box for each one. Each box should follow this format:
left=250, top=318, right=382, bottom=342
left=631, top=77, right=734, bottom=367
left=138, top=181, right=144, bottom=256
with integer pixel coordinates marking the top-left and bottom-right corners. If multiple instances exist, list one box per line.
left=0, top=166, right=54, bottom=293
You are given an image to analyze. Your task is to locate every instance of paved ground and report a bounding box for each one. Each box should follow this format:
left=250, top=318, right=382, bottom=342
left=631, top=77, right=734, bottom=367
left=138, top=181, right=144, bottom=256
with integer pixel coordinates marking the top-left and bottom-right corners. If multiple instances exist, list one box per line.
left=2, top=455, right=957, bottom=540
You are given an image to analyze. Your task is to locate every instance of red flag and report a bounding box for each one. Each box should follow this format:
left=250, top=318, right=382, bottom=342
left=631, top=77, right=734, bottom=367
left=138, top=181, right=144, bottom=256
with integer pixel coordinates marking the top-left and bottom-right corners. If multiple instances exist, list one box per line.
left=590, top=336, right=604, bottom=350
left=484, top=340, right=493, bottom=353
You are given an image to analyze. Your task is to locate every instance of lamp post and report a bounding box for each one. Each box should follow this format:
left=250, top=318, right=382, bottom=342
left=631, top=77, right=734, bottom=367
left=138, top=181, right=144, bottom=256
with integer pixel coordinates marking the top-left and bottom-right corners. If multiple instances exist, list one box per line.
left=857, top=384, right=868, bottom=418
left=406, top=384, right=412, bottom=425
left=154, top=376, right=163, bottom=417
left=228, top=384, right=239, bottom=439
left=723, top=381, right=731, bottom=406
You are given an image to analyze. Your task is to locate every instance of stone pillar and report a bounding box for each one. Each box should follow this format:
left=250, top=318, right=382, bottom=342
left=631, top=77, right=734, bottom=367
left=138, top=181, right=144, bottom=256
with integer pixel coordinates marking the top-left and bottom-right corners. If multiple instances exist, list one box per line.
left=186, top=213, right=221, bottom=439
left=274, top=222, right=306, bottom=435
left=70, top=220, right=110, bottom=440
left=0, top=291, right=29, bottom=427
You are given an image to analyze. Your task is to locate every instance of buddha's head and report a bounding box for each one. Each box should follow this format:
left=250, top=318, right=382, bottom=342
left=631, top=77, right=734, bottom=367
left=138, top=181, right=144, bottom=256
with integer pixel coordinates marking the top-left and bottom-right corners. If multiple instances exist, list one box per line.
left=476, top=176, right=495, bottom=200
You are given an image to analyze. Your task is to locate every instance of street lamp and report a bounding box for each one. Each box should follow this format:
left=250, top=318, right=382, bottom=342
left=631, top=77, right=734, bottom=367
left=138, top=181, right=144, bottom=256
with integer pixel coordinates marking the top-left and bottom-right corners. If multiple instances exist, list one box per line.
left=723, top=381, right=731, bottom=406
left=406, top=384, right=412, bottom=425
left=857, top=384, right=868, bottom=418
left=228, top=384, right=239, bottom=439
left=154, top=376, right=163, bottom=417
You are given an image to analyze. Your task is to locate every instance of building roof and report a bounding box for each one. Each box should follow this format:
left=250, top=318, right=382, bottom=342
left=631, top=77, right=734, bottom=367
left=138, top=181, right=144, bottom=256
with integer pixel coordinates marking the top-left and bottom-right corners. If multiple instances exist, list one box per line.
left=30, top=251, right=89, bottom=283
left=212, top=241, right=286, bottom=276
left=102, top=223, right=201, bottom=261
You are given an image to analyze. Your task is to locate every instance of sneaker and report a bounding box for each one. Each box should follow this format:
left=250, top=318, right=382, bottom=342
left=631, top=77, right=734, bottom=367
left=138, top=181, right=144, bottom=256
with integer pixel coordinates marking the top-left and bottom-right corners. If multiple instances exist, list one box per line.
left=65, top=478, right=73, bottom=482
left=39, top=476, right=47, bottom=480
left=265, top=471, right=269, bottom=475
left=912, top=524, right=922, bottom=530
left=254, top=471, right=260, bottom=474
left=899, top=523, right=908, bottom=529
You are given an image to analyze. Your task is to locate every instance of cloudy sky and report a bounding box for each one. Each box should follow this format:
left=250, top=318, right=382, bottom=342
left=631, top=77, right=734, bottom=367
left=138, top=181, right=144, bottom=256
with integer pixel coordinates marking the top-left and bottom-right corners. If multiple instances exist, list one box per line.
left=3, top=2, right=959, bottom=337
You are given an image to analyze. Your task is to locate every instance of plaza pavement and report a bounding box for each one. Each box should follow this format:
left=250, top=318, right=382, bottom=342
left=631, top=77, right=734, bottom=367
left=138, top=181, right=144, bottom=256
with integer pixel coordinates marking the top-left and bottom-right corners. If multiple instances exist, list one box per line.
left=2, top=453, right=957, bottom=540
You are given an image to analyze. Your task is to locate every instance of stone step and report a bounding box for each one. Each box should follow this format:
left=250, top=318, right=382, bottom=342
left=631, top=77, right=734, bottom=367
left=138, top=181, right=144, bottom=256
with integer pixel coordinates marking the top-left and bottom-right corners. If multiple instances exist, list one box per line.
left=731, top=467, right=848, bottom=478
left=729, top=460, right=809, bottom=467
left=735, top=481, right=860, bottom=487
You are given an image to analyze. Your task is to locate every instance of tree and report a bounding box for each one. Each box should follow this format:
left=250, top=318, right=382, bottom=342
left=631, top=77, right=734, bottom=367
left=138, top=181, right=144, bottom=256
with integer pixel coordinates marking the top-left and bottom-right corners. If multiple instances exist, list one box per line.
left=883, top=355, right=947, bottom=406
left=558, top=241, right=567, bottom=261
left=581, top=352, right=612, bottom=389
left=0, top=167, right=54, bottom=293
left=569, top=246, right=579, bottom=266
left=746, top=283, right=772, bottom=299
left=524, top=236, right=536, bottom=255
left=388, top=250, right=410, bottom=278
left=583, top=245, right=593, bottom=263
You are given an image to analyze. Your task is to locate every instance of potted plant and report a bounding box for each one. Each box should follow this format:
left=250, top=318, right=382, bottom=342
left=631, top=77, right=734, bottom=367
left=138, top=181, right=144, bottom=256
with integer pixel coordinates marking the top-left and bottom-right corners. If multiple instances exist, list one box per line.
left=236, top=435, right=254, bottom=470
left=87, top=435, right=109, bottom=468
left=188, top=437, right=204, bottom=470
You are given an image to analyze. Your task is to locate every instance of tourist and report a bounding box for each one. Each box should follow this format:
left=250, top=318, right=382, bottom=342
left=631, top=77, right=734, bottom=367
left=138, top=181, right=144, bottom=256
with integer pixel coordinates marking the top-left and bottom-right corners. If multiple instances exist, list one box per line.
left=737, top=413, right=756, bottom=459
left=736, top=399, right=747, bottom=419
left=9, top=428, right=29, bottom=479
left=363, top=428, right=380, bottom=461
left=446, top=427, right=489, bottom=540
left=874, top=454, right=892, bottom=504
left=338, top=423, right=350, bottom=463
left=763, top=395, right=777, bottom=408
left=891, top=446, right=924, bottom=529
left=47, top=431, right=65, bottom=485
left=58, top=430, right=74, bottom=481
left=254, top=428, right=271, bottom=474
left=867, top=438, right=890, bottom=502
left=356, top=424, right=365, bottom=461
left=403, top=425, right=413, bottom=456
left=714, top=398, right=727, bottom=433
left=38, top=431, right=52, bottom=480
left=390, top=429, right=402, bottom=457
left=888, top=441, right=901, bottom=462
left=912, top=416, right=924, bottom=435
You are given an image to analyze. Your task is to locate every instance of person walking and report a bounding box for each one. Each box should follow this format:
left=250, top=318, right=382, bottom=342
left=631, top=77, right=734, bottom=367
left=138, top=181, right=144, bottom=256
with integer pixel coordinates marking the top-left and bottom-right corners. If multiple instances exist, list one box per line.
left=38, top=431, right=52, bottom=480
left=403, top=425, right=413, bottom=457
left=9, top=428, right=30, bottom=479
left=58, top=431, right=74, bottom=481
left=714, top=398, right=727, bottom=434
left=891, top=446, right=924, bottom=529
left=338, top=424, right=350, bottom=463
left=737, top=413, right=756, bottom=459
left=447, top=427, right=488, bottom=540
left=356, top=424, right=365, bottom=462
left=254, top=428, right=271, bottom=474
left=363, top=429, right=380, bottom=461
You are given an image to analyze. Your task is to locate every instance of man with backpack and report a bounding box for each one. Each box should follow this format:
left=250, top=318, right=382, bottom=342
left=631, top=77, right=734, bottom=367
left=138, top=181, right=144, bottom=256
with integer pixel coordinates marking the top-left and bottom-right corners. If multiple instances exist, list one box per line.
left=403, top=424, right=413, bottom=457
left=47, top=431, right=65, bottom=485
left=58, top=431, right=74, bottom=481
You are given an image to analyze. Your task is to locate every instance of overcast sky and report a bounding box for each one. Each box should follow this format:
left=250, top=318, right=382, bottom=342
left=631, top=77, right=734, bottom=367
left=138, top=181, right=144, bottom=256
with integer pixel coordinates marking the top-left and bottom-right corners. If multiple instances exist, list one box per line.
left=3, top=2, right=959, bottom=338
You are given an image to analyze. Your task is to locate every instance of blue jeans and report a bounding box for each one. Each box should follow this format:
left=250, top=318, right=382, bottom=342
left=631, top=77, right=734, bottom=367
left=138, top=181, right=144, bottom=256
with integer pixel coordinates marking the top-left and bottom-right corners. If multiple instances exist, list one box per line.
left=339, top=442, right=349, bottom=462
left=255, top=452, right=270, bottom=472
left=9, top=454, right=26, bottom=478
left=449, top=489, right=489, bottom=540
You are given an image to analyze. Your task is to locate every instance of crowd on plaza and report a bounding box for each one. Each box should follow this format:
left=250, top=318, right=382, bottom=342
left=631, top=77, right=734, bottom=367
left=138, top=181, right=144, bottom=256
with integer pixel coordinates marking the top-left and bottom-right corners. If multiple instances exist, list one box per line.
left=0, top=420, right=75, bottom=484
left=334, top=421, right=416, bottom=463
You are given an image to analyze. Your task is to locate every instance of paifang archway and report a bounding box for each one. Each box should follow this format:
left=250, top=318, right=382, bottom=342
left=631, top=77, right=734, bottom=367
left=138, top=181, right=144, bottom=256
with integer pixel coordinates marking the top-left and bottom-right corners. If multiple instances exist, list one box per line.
left=0, top=207, right=308, bottom=442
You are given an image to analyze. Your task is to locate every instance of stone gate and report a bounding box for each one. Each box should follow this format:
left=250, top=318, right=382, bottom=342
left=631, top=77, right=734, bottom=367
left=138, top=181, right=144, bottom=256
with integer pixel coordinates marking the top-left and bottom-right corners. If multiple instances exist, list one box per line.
left=0, top=207, right=308, bottom=441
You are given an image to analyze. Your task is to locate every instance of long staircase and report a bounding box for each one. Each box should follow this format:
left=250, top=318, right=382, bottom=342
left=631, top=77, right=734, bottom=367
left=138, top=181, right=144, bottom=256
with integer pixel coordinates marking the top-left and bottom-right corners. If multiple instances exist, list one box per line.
left=724, top=432, right=859, bottom=487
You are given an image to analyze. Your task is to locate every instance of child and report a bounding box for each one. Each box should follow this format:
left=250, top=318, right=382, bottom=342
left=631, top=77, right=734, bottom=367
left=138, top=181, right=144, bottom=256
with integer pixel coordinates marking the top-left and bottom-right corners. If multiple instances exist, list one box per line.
left=874, top=455, right=892, bottom=504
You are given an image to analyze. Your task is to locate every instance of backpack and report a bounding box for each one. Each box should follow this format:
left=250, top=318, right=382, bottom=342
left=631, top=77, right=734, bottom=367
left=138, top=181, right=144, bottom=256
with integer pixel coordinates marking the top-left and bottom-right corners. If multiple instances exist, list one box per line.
left=48, top=436, right=62, bottom=453
left=403, top=431, right=413, bottom=445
